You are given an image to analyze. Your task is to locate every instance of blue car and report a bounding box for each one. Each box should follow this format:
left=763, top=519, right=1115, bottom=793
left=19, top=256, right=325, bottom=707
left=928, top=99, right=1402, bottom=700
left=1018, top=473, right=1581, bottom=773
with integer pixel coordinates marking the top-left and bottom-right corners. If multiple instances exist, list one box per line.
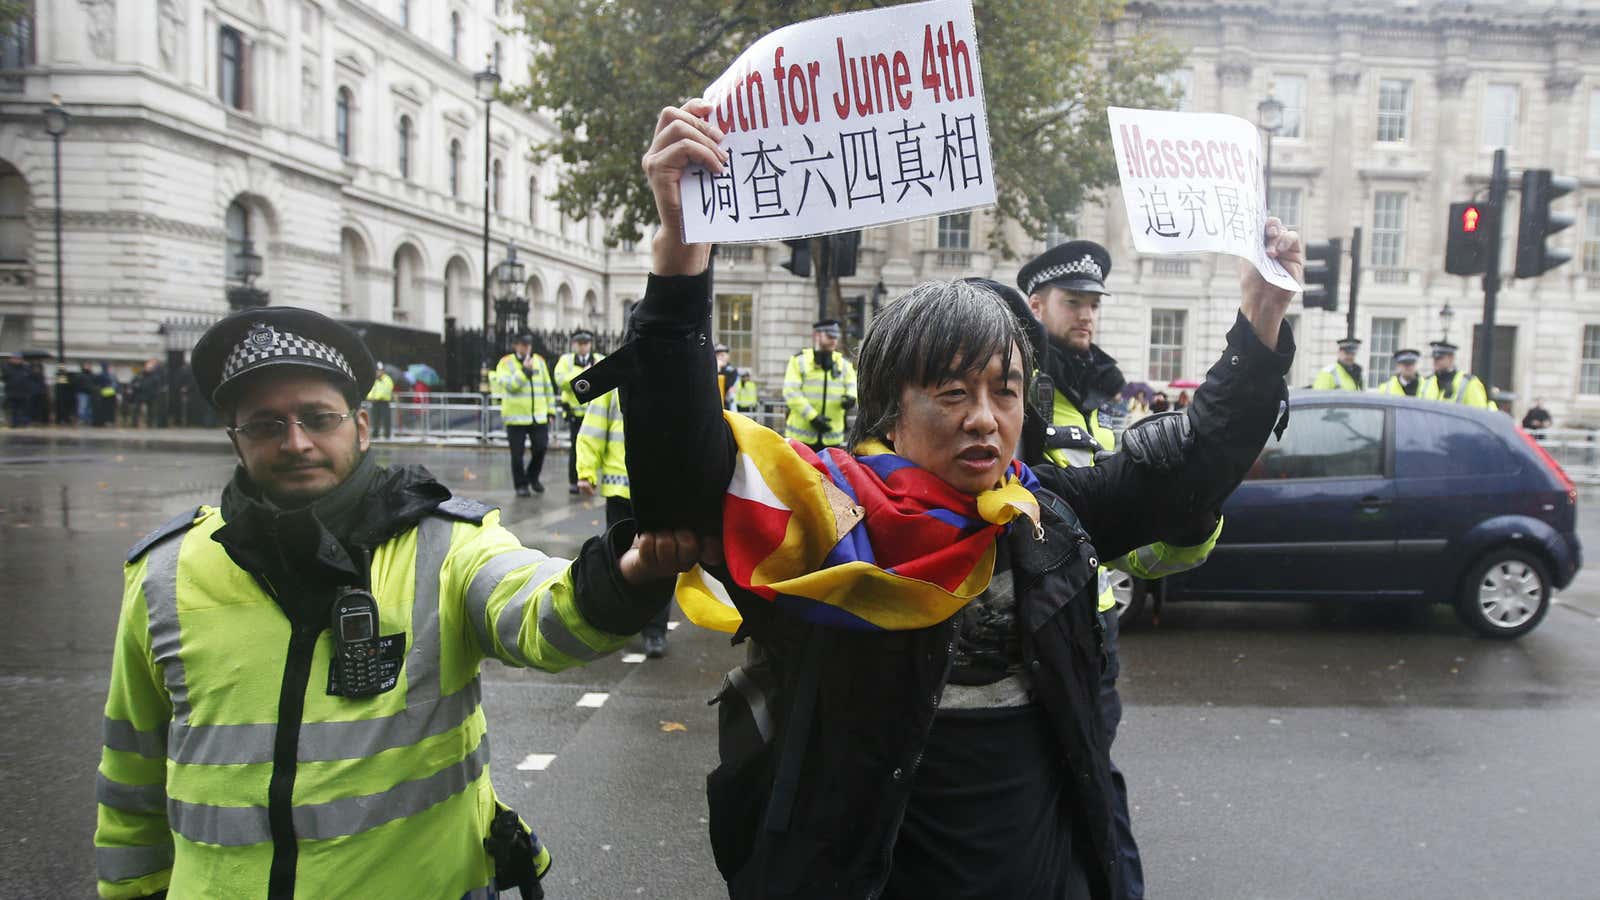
left=1138, top=391, right=1581, bottom=639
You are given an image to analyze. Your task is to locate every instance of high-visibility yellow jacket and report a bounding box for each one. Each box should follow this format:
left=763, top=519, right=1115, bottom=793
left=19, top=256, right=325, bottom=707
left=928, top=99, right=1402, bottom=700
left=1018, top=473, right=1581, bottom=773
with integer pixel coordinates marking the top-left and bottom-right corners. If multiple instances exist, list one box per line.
left=734, top=379, right=760, bottom=412
left=575, top=392, right=629, bottom=500
left=492, top=353, right=553, bottom=425
left=783, top=349, right=857, bottom=447
left=553, top=352, right=605, bottom=411
left=95, top=499, right=645, bottom=899
left=1421, top=370, right=1495, bottom=409
left=366, top=372, right=394, bottom=403
left=1312, top=363, right=1362, bottom=391
left=1376, top=375, right=1419, bottom=397
left=1043, top=387, right=1222, bottom=613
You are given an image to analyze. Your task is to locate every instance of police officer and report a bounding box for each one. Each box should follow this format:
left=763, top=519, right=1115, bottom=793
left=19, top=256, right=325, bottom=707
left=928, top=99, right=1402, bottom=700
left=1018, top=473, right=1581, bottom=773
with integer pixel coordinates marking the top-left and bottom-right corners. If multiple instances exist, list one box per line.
left=733, top=367, right=759, bottom=413
left=1421, top=340, right=1495, bottom=408
left=93, top=307, right=703, bottom=899
left=1017, top=239, right=1224, bottom=900
left=553, top=329, right=604, bottom=494
left=493, top=332, right=556, bottom=496
left=365, top=363, right=395, bottom=438
left=1312, top=337, right=1364, bottom=390
left=715, top=343, right=741, bottom=411
left=1376, top=348, right=1422, bottom=396
left=783, top=319, right=858, bottom=451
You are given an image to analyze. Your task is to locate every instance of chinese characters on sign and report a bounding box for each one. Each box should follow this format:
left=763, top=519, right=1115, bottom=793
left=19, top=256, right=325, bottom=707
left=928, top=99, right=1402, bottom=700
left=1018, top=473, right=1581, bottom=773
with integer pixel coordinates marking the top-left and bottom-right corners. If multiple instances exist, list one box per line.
left=1107, top=107, right=1300, bottom=292
left=679, top=0, right=996, bottom=244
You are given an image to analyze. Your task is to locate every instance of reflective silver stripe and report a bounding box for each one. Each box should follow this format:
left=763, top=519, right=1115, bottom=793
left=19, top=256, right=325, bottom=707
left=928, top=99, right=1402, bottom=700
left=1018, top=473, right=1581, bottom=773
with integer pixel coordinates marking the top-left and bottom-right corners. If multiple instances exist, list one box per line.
left=1063, top=447, right=1096, bottom=467
left=299, top=683, right=480, bottom=761
left=409, top=516, right=455, bottom=706
left=290, top=733, right=491, bottom=841
left=142, top=534, right=190, bottom=725
left=600, top=473, right=629, bottom=486
left=96, top=774, right=166, bottom=814
left=104, top=717, right=165, bottom=759
left=168, top=720, right=275, bottom=765
left=97, top=844, right=175, bottom=882
left=168, top=797, right=272, bottom=846
left=463, top=547, right=546, bottom=657
left=727, top=666, right=772, bottom=744
left=495, top=558, right=573, bottom=666
left=1097, top=567, right=1115, bottom=596
left=578, top=424, right=610, bottom=438
left=533, top=576, right=609, bottom=663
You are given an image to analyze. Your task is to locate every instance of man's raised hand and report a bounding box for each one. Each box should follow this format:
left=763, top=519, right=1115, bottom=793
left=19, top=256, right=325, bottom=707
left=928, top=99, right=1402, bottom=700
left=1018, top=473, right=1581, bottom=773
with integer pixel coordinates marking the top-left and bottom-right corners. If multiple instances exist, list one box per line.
left=1237, top=217, right=1302, bottom=351
left=642, top=100, right=724, bottom=276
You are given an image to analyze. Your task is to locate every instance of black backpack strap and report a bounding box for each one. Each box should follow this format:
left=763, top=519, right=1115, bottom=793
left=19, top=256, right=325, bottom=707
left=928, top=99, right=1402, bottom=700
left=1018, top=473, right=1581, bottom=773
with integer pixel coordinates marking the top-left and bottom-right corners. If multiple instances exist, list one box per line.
left=127, top=506, right=203, bottom=563
left=762, top=624, right=827, bottom=835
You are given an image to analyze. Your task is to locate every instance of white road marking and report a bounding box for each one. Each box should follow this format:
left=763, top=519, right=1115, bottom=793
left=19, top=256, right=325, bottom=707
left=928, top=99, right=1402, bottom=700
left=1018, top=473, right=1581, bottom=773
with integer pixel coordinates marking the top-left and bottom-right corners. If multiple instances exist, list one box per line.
left=667, top=621, right=680, bottom=631
left=516, top=753, right=557, bottom=771
left=576, top=692, right=609, bottom=708
left=621, top=653, right=647, bottom=664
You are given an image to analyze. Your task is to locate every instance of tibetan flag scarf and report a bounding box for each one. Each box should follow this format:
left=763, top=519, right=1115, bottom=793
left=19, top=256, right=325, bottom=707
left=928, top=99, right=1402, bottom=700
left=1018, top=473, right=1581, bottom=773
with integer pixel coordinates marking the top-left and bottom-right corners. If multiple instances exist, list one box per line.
left=677, top=412, right=1042, bottom=633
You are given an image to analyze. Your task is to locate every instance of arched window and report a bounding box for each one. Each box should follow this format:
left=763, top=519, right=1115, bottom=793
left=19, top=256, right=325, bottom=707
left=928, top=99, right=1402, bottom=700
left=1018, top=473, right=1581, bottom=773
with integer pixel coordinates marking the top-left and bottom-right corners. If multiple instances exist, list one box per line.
left=491, top=159, right=503, bottom=212
left=527, top=176, right=538, bottom=225
left=224, top=200, right=250, bottom=282
left=335, top=87, right=353, bottom=158
left=449, top=11, right=462, bottom=61
left=0, top=162, right=30, bottom=264
left=397, top=115, right=413, bottom=179
left=449, top=140, right=463, bottom=198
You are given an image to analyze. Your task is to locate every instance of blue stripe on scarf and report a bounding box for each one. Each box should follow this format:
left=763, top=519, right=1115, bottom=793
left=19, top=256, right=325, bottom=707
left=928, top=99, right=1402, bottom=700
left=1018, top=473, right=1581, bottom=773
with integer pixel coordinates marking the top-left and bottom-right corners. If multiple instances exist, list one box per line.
left=855, top=452, right=919, bottom=481
left=772, top=591, right=881, bottom=631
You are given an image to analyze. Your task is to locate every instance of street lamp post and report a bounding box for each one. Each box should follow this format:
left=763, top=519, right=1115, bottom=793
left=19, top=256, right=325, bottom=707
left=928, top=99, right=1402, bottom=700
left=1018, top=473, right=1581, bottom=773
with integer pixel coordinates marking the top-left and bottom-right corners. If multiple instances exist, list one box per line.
left=474, top=60, right=501, bottom=372
left=1256, top=94, right=1284, bottom=210
left=492, top=244, right=527, bottom=347
left=1438, top=301, right=1456, bottom=344
left=42, top=96, right=70, bottom=365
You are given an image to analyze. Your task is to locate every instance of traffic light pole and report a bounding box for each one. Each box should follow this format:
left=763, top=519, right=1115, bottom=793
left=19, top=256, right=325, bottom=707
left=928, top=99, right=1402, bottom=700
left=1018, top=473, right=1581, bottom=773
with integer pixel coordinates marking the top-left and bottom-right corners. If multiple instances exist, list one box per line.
left=1346, top=227, right=1361, bottom=341
left=1478, top=149, right=1508, bottom=387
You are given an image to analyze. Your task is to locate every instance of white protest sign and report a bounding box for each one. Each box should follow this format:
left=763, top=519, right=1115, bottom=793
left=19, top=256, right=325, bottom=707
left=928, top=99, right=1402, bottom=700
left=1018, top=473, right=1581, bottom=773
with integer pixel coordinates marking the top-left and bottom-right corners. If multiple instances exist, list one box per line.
left=1107, top=107, right=1299, bottom=292
left=679, top=0, right=995, bottom=244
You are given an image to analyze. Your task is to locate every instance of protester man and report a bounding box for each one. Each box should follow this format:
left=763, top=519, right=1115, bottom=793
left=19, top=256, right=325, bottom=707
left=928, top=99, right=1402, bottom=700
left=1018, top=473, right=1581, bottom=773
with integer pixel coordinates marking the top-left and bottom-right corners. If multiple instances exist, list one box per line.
left=366, top=363, right=394, bottom=439
left=1311, top=337, right=1364, bottom=390
left=553, top=329, right=604, bottom=494
left=782, top=319, right=857, bottom=450
left=1376, top=348, right=1422, bottom=396
left=1421, top=340, right=1495, bottom=408
left=1018, top=239, right=1224, bottom=900
left=93, top=307, right=702, bottom=899
left=492, top=332, right=556, bottom=496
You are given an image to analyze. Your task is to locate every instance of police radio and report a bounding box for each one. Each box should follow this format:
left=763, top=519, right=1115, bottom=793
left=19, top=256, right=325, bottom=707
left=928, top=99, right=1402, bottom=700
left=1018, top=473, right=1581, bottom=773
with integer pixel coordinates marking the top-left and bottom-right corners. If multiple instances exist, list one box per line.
left=328, top=587, right=402, bottom=698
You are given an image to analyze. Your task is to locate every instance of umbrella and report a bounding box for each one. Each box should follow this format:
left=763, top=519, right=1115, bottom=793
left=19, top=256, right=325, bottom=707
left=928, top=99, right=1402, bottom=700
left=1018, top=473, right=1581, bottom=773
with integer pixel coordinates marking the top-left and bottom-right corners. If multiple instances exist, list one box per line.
left=406, top=363, right=442, bottom=387
left=1121, top=381, right=1154, bottom=404
left=1168, top=378, right=1202, bottom=389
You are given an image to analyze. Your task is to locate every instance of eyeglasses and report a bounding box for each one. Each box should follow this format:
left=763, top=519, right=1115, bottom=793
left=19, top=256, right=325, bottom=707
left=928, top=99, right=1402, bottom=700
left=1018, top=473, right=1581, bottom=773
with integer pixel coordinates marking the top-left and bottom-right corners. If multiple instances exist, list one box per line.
left=228, top=411, right=352, bottom=442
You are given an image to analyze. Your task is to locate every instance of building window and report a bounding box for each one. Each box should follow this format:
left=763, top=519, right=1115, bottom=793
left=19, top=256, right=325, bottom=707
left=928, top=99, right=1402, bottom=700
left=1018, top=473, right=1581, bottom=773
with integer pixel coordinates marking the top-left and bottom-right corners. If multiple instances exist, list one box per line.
left=448, top=140, right=463, bottom=198
left=1582, top=326, right=1600, bottom=395
left=491, top=159, right=503, bottom=212
left=1274, top=74, right=1306, bottom=139
left=335, top=87, right=352, bottom=158
left=398, top=0, right=410, bottom=29
left=218, top=26, right=246, bottom=110
left=224, top=200, right=250, bottom=283
left=527, top=177, right=539, bottom=225
left=0, top=2, right=34, bottom=69
left=1371, top=191, right=1407, bottom=268
left=397, top=115, right=413, bottom=179
left=716, top=294, right=755, bottom=369
left=1584, top=199, right=1600, bottom=275
left=449, top=11, right=462, bottom=61
left=493, top=42, right=503, bottom=76
left=1367, top=318, right=1403, bottom=388
left=1482, top=83, right=1519, bottom=149
left=1268, top=187, right=1301, bottom=228
left=0, top=162, right=28, bottom=263
left=494, top=0, right=506, bottom=15
left=936, top=213, right=971, bottom=267
left=1377, top=79, right=1410, bottom=143
left=1590, top=89, right=1600, bottom=156
left=1149, top=309, right=1186, bottom=382
left=1161, top=68, right=1193, bottom=112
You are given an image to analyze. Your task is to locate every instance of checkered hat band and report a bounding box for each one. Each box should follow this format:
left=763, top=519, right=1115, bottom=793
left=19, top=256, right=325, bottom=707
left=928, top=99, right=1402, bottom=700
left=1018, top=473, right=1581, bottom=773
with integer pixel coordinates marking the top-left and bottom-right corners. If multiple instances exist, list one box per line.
left=1026, top=255, right=1103, bottom=296
left=221, top=328, right=354, bottom=384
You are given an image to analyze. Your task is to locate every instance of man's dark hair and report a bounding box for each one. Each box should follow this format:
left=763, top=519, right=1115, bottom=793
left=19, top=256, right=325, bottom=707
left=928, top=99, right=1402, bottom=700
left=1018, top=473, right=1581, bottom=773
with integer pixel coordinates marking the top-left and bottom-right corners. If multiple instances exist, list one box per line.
left=849, top=280, right=1034, bottom=449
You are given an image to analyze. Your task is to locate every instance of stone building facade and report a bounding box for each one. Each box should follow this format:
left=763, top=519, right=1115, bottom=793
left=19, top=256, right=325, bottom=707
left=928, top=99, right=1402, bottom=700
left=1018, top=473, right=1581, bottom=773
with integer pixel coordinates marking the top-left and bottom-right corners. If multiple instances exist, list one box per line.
left=4, top=0, right=1600, bottom=423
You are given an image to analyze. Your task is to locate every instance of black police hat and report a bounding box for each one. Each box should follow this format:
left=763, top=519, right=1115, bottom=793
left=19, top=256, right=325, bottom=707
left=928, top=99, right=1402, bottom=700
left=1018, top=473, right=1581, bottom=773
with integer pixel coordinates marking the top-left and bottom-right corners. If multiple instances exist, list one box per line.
left=1337, top=337, right=1362, bottom=351
left=513, top=331, right=535, bottom=345
left=1430, top=340, right=1458, bottom=357
left=714, top=342, right=730, bottom=353
left=1017, top=240, right=1112, bottom=298
left=571, top=329, right=595, bottom=342
left=1393, top=348, right=1421, bottom=364
left=813, top=319, right=842, bottom=334
left=191, top=306, right=375, bottom=410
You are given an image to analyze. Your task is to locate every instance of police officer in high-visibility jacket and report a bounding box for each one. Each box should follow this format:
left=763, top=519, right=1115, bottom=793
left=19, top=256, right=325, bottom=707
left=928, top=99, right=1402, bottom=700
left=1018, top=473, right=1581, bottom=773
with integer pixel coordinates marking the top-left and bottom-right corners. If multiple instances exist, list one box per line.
left=93, top=308, right=702, bottom=900
left=553, top=329, right=604, bottom=495
left=365, top=364, right=395, bottom=438
left=1421, top=339, right=1496, bottom=408
left=783, top=319, right=857, bottom=450
left=492, top=332, right=556, bottom=496
left=574, top=390, right=670, bottom=659
left=733, top=368, right=759, bottom=413
left=1376, top=348, right=1422, bottom=397
left=1018, top=240, right=1224, bottom=900
left=1311, top=337, right=1364, bottom=390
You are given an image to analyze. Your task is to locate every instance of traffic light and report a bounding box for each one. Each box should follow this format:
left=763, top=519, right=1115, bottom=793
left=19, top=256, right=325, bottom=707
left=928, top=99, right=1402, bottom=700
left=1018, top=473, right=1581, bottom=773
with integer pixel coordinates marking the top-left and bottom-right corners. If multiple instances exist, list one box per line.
left=831, top=230, right=862, bottom=278
left=844, top=294, right=866, bottom=343
left=1514, top=169, right=1578, bottom=278
left=1444, top=202, right=1493, bottom=276
left=780, top=238, right=811, bottom=278
left=1301, top=238, right=1341, bottom=311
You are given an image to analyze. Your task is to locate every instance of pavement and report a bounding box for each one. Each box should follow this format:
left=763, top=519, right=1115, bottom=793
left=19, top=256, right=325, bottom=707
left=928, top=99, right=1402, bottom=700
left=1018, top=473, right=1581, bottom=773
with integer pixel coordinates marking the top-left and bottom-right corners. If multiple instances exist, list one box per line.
left=2, top=431, right=1599, bottom=898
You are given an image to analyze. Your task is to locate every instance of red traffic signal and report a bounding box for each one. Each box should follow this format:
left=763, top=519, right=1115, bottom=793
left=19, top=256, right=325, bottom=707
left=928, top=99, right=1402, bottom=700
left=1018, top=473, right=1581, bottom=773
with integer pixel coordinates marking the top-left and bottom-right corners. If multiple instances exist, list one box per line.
left=1445, top=201, right=1492, bottom=276
left=1461, top=205, right=1480, bottom=233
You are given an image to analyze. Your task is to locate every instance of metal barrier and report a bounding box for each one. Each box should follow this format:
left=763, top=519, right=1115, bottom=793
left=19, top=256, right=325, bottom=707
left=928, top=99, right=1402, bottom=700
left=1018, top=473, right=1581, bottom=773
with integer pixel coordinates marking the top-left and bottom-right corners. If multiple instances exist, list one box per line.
left=1526, top=428, right=1600, bottom=484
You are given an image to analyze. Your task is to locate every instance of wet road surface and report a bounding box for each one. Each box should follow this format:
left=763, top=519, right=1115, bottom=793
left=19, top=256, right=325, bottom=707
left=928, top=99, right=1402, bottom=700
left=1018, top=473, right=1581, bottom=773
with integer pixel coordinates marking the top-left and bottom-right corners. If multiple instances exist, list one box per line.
left=1, top=433, right=1597, bottom=898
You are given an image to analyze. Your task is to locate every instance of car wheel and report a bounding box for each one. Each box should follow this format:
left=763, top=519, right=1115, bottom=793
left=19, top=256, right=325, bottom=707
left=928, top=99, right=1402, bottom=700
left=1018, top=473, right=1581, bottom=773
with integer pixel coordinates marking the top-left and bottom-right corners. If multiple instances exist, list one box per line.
left=1454, top=548, right=1552, bottom=639
left=1109, top=571, right=1149, bottom=628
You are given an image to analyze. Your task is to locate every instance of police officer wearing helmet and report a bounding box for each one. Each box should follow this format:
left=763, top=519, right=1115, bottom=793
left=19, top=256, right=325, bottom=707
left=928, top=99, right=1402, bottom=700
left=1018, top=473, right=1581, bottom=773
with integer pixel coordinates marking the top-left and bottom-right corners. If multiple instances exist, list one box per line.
left=1018, top=239, right=1225, bottom=900
left=1312, top=337, right=1364, bottom=391
left=783, top=319, right=858, bottom=450
left=94, top=307, right=705, bottom=900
